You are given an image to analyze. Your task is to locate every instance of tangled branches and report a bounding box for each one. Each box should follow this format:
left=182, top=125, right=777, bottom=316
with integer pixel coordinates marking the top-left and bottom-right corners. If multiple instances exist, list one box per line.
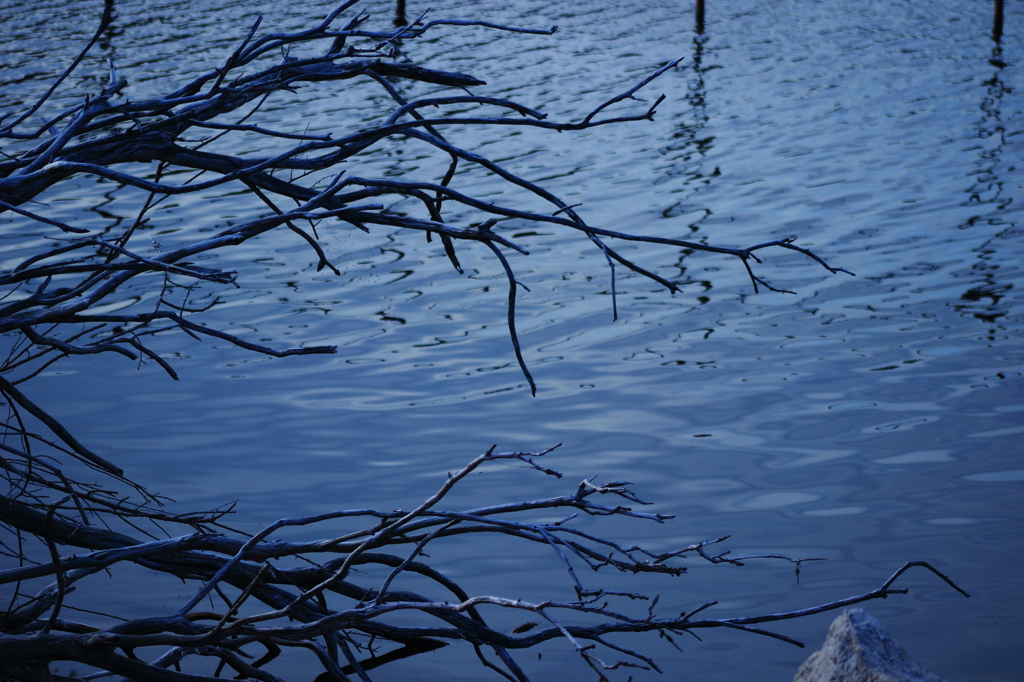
left=0, top=0, right=850, bottom=402
left=0, top=4, right=937, bottom=681
left=0, top=448, right=968, bottom=682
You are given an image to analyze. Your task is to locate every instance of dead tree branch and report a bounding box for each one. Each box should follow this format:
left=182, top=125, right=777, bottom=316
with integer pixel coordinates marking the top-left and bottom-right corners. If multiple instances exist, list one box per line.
left=0, top=6, right=926, bottom=681
left=0, top=448, right=966, bottom=682
left=0, top=0, right=850, bottom=400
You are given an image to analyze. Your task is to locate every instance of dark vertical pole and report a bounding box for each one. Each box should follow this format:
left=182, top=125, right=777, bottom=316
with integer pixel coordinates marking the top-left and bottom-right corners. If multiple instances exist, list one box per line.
left=695, top=0, right=705, bottom=34
left=395, top=0, right=407, bottom=27
left=993, top=0, right=1004, bottom=42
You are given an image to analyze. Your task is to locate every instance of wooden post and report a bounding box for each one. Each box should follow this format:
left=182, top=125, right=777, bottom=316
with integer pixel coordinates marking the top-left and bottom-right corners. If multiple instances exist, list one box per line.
left=395, top=0, right=407, bottom=27
left=696, top=0, right=705, bottom=34
left=993, top=0, right=1004, bottom=42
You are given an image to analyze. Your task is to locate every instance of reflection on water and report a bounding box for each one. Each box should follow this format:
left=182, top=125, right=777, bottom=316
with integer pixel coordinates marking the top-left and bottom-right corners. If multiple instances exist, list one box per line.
left=2, top=0, right=1023, bottom=680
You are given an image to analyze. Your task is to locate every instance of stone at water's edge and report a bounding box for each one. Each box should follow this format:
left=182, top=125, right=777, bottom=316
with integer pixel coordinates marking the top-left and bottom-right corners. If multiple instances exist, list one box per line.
left=793, top=610, right=945, bottom=682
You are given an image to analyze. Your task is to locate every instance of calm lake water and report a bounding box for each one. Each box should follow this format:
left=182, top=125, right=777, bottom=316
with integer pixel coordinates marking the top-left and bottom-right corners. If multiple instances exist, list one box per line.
left=2, top=0, right=1023, bottom=680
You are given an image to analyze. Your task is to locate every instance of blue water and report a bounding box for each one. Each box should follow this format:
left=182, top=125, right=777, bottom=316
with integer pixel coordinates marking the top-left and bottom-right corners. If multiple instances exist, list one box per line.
left=2, top=0, right=1022, bottom=680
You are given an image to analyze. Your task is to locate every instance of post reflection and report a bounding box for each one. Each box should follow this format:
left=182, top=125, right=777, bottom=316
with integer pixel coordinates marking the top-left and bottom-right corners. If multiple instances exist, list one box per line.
left=661, top=33, right=719, bottom=222
left=665, top=32, right=720, bottom=288
left=955, top=45, right=1014, bottom=333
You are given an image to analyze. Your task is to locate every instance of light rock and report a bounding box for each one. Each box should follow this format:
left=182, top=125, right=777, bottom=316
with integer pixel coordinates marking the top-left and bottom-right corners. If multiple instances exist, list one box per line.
left=793, top=609, right=945, bottom=682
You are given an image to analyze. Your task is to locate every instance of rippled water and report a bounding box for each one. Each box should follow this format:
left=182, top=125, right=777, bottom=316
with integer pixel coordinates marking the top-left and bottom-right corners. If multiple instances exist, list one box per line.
left=3, top=0, right=1023, bottom=680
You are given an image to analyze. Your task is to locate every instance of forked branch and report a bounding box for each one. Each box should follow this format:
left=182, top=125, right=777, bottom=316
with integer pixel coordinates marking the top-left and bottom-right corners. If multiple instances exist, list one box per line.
left=0, top=449, right=967, bottom=682
left=0, top=0, right=851, bottom=400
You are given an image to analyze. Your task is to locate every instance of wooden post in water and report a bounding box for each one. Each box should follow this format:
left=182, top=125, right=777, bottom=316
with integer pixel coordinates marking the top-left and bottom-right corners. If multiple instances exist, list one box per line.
left=395, top=0, right=407, bottom=27
left=993, top=0, right=1004, bottom=42
left=695, top=0, right=705, bottom=34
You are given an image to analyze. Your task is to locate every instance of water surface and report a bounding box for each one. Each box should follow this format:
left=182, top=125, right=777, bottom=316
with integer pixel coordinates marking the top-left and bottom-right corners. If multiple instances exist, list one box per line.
left=2, top=0, right=1022, bottom=680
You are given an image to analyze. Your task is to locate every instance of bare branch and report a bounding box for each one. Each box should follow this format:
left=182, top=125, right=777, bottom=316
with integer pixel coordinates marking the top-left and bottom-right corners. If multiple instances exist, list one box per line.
left=0, top=6, right=896, bottom=680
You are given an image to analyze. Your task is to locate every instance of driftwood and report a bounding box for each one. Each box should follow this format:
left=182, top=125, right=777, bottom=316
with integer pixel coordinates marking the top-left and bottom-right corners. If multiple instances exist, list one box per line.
left=0, top=4, right=964, bottom=681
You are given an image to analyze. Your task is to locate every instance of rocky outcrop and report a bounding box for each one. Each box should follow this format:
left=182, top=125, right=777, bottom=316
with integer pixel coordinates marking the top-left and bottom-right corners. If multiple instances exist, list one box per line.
left=793, top=609, right=945, bottom=682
